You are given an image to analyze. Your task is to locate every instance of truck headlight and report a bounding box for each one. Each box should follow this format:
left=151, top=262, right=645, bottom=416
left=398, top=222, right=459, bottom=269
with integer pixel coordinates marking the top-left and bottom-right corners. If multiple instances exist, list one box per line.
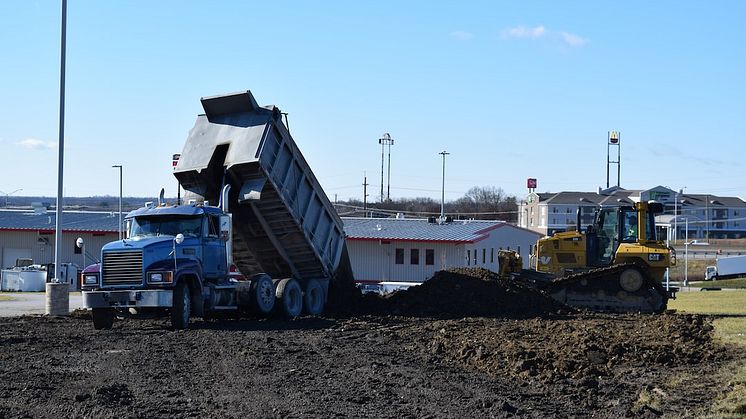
left=83, top=274, right=99, bottom=285
left=147, top=271, right=173, bottom=284
left=648, top=253, right=664, bottom=262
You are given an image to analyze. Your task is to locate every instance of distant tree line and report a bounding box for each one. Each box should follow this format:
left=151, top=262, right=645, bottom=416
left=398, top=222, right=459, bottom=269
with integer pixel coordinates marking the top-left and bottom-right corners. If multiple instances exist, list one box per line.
left=8, top=186, right=520, bottom=223
left=334, top=186, right=518, bottom=222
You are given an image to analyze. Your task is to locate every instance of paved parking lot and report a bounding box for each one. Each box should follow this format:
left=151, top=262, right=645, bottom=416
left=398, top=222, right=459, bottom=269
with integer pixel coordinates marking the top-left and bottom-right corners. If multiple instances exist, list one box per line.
left=0, top=292, right=84, bottom=317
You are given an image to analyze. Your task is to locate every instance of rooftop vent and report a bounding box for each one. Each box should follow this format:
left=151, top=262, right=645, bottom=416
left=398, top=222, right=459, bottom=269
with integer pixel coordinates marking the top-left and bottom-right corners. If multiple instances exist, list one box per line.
left=32, top=202, right=48, bottom=215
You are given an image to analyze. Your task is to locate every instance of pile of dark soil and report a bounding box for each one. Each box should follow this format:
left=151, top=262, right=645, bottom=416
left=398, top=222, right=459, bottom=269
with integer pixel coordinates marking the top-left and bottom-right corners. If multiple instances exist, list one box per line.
left=0, top=313, right=734, bottom=418
left=405, top=313, right=725, bottom=383
left=328, top=267, right=566, bottom=318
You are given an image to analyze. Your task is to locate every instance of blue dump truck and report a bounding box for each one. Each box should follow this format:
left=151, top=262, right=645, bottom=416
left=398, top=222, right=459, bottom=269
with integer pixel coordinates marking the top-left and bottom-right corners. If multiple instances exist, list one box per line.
left=82, top=91, right=351, bottom=329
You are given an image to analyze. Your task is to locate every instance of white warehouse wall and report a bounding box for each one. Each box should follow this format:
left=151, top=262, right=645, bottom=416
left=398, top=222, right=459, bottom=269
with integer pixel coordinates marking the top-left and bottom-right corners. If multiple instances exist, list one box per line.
left=347, top=224, right=541, bottom=283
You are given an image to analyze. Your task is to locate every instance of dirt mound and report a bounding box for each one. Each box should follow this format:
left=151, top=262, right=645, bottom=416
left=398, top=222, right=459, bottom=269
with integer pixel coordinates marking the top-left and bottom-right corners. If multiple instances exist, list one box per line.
left=0, top=313, right=735, bottom=418
left=408, top=313, right=725, bottom=384
left=387, top=267, right=567, bottom=317
left=327, top=267, right=567, bottom=318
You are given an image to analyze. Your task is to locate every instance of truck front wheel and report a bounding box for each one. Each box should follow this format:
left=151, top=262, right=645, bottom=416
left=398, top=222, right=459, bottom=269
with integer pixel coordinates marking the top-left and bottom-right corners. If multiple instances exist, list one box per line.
left=171, top=282, right=191, bottom=330
left=92, top=308, right=114, bottom=330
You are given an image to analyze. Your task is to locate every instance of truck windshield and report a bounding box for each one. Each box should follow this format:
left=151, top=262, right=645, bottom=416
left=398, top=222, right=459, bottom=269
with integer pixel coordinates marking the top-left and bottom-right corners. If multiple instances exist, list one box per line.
left=129, top=216, right=202, bottom=238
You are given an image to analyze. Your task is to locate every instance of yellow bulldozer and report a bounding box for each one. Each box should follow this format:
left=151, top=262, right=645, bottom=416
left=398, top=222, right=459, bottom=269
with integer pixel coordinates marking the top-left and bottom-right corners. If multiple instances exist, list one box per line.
left=503, top=201, right=676, bottom=313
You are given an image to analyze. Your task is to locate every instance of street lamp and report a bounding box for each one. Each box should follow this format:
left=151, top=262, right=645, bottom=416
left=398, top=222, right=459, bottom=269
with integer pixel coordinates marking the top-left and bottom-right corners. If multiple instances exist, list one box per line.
left=0, top=188, right=22, bottom=207
left=378, top=133, right=394, bottom=202
left=112, top=165, right=123, bottom=240
left=439, top=151, right=449, bottom=222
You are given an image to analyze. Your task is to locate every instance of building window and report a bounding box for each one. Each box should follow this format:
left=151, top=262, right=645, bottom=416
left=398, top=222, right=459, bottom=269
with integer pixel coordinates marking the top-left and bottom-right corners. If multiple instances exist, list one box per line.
left=395, top=248, right=404, bottom=264
left=466, top=250, right=470, bottom=265
left=425, top=249, right=434, bottom=265
left=473, top=249, right=477, bottom=265
left=482, top=248, right=486, bottom=264
left=490, top=248, right=494, bottom=263
left=410, top=249, right=419, bottom=265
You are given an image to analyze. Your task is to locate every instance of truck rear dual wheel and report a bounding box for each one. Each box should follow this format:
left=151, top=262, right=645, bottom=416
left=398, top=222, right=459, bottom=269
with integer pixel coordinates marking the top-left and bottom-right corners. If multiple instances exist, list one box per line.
left=250, top=274, right=276, bottom=314
left=92, top=308, right=114, bottom=330
left=276, top=278, right=303, bottom=318
left=171, top=282, right=191, bottom=330
left=303, top=279, right=324, bottom=316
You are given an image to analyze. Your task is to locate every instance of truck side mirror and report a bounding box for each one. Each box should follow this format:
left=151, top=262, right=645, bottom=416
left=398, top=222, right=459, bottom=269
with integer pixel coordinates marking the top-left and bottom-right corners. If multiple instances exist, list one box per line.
left=219, top=215, right=231, bottom=241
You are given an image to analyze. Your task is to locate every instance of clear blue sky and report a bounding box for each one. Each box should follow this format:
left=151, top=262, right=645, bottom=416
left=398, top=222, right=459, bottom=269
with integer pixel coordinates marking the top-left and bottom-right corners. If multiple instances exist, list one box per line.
left=1, top=1, right=744, bottom=203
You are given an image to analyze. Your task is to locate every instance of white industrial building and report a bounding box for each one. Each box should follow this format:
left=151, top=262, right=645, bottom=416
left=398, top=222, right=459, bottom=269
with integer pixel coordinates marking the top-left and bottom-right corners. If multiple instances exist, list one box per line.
left=342, top=217, right=542, bottom=284
left=0, top=208, right=119, bottom=271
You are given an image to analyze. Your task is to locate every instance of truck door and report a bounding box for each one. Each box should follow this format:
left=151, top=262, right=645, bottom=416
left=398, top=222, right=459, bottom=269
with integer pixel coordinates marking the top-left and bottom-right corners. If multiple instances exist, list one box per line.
left=202, top=214, right=227, bottom=280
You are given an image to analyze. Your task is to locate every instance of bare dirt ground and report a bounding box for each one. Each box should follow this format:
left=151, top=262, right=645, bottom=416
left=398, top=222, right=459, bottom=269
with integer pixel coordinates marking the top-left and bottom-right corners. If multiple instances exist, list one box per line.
left=0, top=268, right=741, bottom=418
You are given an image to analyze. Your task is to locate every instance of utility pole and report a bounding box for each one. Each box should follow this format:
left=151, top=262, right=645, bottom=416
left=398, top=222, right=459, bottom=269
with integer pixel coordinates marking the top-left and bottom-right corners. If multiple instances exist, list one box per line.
left=706, top=194, right=710, bottom=241
left=112, top=165, right=123, bottom=240
left=439, top=151, right=449, bottom=222
left=362, top=173, right=369, bottom=216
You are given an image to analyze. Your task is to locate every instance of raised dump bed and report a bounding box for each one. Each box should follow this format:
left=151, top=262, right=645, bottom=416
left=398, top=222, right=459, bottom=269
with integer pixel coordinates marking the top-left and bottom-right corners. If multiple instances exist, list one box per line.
left=173, top=91, right=348, bottom=283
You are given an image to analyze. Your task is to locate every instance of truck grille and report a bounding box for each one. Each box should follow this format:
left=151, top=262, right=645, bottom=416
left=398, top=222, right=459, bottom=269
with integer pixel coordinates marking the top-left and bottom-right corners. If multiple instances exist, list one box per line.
left=102, top=251, right=143, bottom=286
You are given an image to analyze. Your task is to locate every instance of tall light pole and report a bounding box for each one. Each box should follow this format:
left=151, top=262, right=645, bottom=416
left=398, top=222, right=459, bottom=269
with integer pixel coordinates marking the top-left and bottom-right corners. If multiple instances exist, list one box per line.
left=378, top=133, right=393, bottom=203
left=0, top=189, right=22, bottom=207
left=112, top=165, right=123, bottom=239
left=439, top=151, right=449, bottom=222
left=48, top=0, right=69, bottom=316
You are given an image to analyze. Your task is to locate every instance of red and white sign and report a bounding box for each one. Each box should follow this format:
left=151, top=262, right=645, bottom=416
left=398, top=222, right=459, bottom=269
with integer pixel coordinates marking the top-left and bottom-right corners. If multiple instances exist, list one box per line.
left=172, top=153, right=180, bottom=168
left=527, top=178, right=537, bottom=189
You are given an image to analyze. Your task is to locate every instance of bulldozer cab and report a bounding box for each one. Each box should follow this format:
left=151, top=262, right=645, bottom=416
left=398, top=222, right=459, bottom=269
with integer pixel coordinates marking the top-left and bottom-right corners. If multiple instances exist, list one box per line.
left=587, top=203, right=661, bottom=268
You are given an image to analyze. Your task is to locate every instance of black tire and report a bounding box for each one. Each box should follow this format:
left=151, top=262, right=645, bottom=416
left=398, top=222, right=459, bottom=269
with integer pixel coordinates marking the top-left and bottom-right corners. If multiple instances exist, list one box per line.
left=250, top=274, right=275, bottom=315
left=276, top=278, right=303, bottom=318
left=303, top=278, right=325, bottom=316
left=171, top=282, right=191, bottom=330
left=92, top=308, right=114, bottom=330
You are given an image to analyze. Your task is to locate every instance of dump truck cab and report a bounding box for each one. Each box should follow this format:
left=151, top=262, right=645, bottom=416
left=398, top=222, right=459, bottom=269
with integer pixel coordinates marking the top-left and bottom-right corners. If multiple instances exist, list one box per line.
left=82, top=203, right=236, bottom=329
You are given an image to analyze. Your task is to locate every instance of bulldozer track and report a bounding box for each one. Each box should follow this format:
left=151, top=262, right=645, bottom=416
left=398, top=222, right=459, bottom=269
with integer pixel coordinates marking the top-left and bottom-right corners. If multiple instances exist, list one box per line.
left=541, top=263, right=669, bottom=313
